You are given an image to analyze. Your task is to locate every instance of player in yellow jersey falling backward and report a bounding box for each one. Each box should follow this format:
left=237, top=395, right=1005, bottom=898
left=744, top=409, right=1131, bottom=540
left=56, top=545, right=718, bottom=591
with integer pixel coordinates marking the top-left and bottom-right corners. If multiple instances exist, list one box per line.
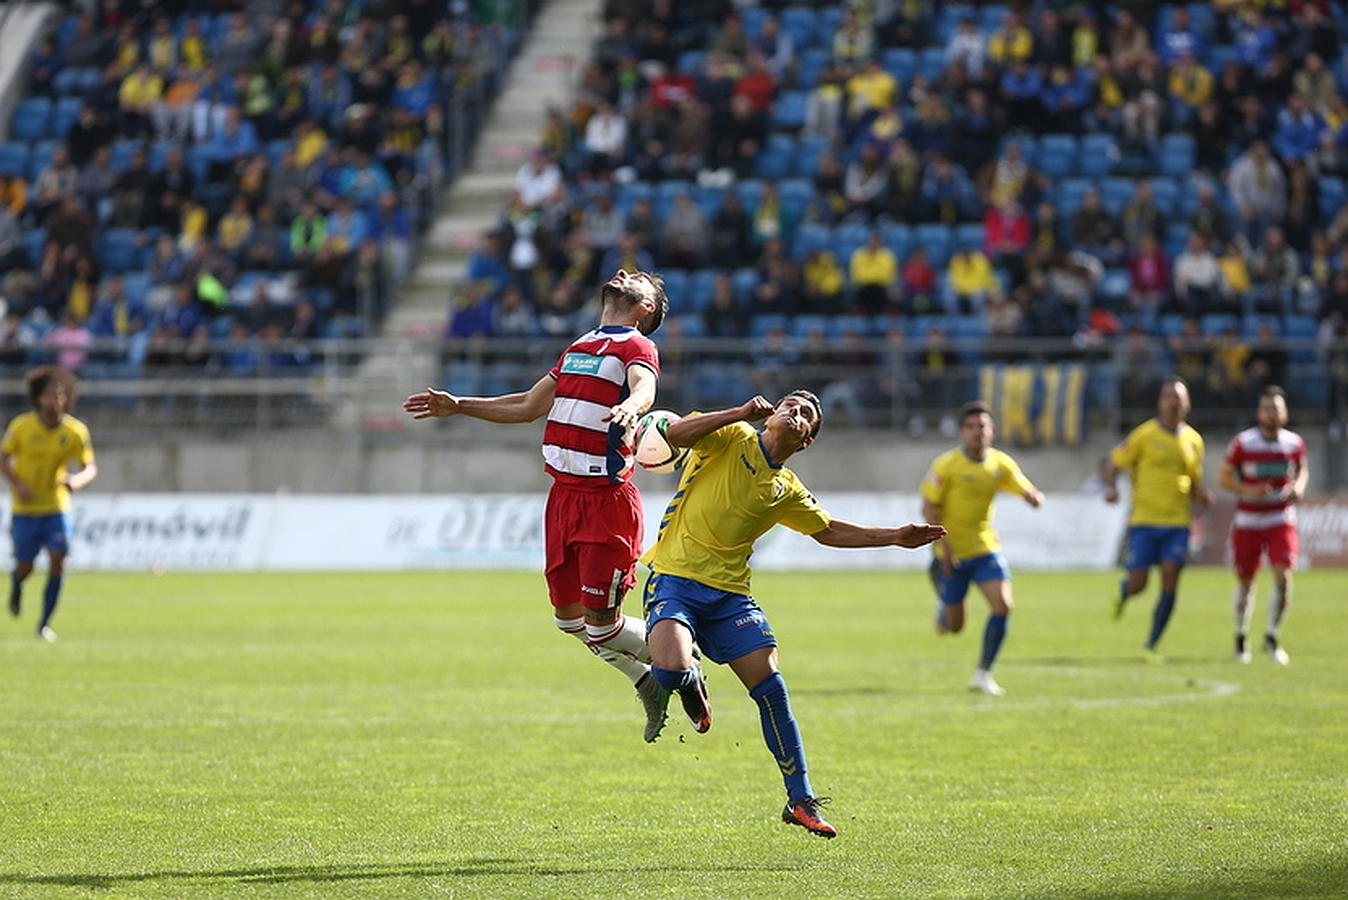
left=640, top=391, right=945, bottom=838
left=1102, top=376, right=1211, bottom=662
left=2, top=367, right=97, bottom=642
left=920, top=401, right=1043, bottom=696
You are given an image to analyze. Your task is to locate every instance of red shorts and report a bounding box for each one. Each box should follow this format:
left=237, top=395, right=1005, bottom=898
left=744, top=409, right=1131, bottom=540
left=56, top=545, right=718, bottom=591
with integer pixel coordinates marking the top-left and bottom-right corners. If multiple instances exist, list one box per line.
left=1231, top=523, right=1298, bottom=581
left=544, top=479, right=644, bottom=611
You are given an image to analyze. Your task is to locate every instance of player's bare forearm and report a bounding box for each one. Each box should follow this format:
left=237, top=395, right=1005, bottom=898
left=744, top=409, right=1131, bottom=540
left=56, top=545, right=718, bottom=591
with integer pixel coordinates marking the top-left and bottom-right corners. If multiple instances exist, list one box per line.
left=1293, top=460, right=1309, bottom=500
left=665, top=396, right=773, bottom=447
left=604, top=365, right=657, bottom=431
left=1101, top=461, right=1121, bottom=502
left=403, top=375, right=555, bottom=424
left=65, top=462, right=97, bottom=492
left=811, top=519, right=947, bottom=549
left=456, top=393, right=546, bottom=423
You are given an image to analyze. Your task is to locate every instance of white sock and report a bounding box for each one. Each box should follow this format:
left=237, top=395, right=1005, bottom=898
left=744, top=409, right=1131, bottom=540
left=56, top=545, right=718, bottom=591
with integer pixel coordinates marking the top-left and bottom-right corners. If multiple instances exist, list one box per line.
left=1234, top=585, right=1254, bottom=637
left=554, top=615, right=586, bottom=643
left=1266, top=586, right=1287, bottom=638
left=586, top=616, right=652, bottom=685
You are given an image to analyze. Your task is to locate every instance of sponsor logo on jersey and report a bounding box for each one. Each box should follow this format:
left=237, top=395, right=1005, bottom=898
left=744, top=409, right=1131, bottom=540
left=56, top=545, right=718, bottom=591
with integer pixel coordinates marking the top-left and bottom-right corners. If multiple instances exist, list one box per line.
left=559, top=353, right=606, bottom=375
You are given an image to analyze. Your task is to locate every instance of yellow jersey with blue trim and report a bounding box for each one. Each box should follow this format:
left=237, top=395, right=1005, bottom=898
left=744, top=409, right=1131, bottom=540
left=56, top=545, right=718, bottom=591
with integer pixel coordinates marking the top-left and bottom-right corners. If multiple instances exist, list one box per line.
left=920, top=447, right=1035, bottom=560
left=1, top=412, right=95, bottom=515
left=1110, top=418, right=1205, bottom=527
left=640, top=421, right=830, bottom=595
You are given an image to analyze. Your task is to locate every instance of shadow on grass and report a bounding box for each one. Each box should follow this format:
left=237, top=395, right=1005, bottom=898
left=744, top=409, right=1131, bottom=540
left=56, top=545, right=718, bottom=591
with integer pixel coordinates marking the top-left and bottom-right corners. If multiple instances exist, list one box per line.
left=1011, top=656, right=1222, bottom=668
left=1034, top=855, right=1348, bottom=900
left=0, top=857, right=810, bottom=889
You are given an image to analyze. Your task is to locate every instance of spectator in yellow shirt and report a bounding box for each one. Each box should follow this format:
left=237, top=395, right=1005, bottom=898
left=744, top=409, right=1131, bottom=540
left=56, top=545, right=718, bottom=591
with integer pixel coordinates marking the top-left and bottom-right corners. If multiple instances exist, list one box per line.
left=987, top=12, right=1033, bottom=65
left=119, top=63, right=163, bottom=137
left=802, top=249, right=845, bottom=311
left=217, top=197, right=255, bottom=255
left=850, top=230, right=897, bottom=315
left=1167, top=52, right=1213, bottom=114
left=947, top=246, right=999, bottom=313
left=846, top=59, right=898, bottom=119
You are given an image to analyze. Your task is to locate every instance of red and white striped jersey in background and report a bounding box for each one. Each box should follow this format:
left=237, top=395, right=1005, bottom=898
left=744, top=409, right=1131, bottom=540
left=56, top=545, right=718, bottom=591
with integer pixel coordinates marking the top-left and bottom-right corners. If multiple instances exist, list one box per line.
left=543, top=325, right=660, bottom=485
left=1224, top=427, right=1307, bottom=530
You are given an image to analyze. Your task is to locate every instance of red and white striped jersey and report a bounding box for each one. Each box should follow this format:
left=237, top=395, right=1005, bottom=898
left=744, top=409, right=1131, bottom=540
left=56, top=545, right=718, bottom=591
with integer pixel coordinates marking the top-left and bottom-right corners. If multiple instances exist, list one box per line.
left=543, top=325, right=660, bottom=485
left=1224, top=426, right=1306, bottom=530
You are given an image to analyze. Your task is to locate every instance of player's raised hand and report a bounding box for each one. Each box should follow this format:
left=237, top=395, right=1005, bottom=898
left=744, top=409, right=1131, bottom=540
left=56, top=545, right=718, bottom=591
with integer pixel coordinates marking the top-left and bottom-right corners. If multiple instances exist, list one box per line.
left=403, top=387, right=460, bottom=419
left=603, top=402, right=641, bottom=430
left=895, top=523, right=947, bottom=549
left=738, top=395, right=775, bottom=421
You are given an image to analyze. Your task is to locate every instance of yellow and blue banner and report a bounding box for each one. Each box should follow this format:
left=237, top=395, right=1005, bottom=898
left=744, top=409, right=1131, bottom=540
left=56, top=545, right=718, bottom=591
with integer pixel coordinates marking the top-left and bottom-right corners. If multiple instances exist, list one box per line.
left=977, top=363, right=1088, bottom=446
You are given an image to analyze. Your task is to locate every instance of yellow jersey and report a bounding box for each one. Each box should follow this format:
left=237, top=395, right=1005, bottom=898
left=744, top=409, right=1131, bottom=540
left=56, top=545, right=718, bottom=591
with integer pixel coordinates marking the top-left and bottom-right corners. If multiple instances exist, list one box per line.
left=920, top=447, right=1035, bottom=560
left=1110, top=418, right=1205, bottom=527
left=641, top=422, right=830, bottom=595
left=1, top=412, right=94, bottom=515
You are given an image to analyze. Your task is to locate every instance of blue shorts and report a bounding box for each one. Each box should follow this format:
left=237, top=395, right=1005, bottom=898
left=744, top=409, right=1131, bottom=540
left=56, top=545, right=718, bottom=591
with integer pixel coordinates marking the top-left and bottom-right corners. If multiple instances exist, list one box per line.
left=1124, top=526, right=1190, bottom=570
left=643, top=572, right=776, bottom=665
left=11, top=513, right=72, bottom=564
left=929, top=551, right=1011, bottom=607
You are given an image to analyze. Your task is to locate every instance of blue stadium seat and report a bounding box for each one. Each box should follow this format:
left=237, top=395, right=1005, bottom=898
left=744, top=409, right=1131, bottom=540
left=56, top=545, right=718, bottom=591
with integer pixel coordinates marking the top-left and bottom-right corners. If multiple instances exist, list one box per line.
left=1200, top=313, right=1238, bottom=335
left=829, top=315, right=872, bottom=338
left=882, top=48, right=916, bottom=84
left=52, top=67, right=85, bottom=95
left=947, top=315, right=988, bottom=339
left=797, top=47, right=830, bottom=89
left=658, top=269, right=690, bottom=314
left=1243, top=314, right=1282, bottom=339
left=791, top=314, right=829, bottom=339
left=11, top=98, right=50, bottom=142
left=818, top=6, right=844, bottom=38
left=750, top=314, right=789, bottom=339
left=954, top=223, right=985, bottom=252
left=1080, top=134, right=1117, bottom=177
left=1055, top=177, right=1093, bottom=217
left=1284, top=315, right=1318, bottom=339
left=792, top=222, right=830, bottom=258
left=96, top=229, right=143, bottom=274
left=1164, top=221, right=1190, bottom=258
left=1319, top=177, right=1344, bottom=222
left=1037, top=134, right=1078, bottom=178
left=676, top=50, right=706, bottom=75
left=881, top=222, right=913, bottom=259
left=671, top=314, right=706, bottom=338
left=1207, top=44, right=1237, bottom=73
left=733, top=178, right=764, bottom=212
left=979, top=5, right=1009, bottom=32
left=780, top=7, right=818, bottom=49
left=832, top=222, right=871, bottom=261
left=742, top=6, right=768, bottom=39
left=915, top=223, right=954, bottom=266
left=51, top=98, right=83, bottom=139
left=615, top=180, right=652, bottom=213
left=794, top=136, right=827, bottom=177
left=1101, top=269, right=1130, bottom=304
left=1148, top=177, right=1180, bottom=217
left=122, top=272, right=151, bottom=307
left=918, top=47, right=947, bottom=82
left=771, top=92, right=808, bottom=130
left=23, top=228, right=45, bottom=267
left=778, top=178, right=814, bottom=221
left=688, top=269, right=720, bottom=313
left=1099, top=177, right=1133, bottom=215
left=691, top=184, right=723, bottom=220
left=1158, top=314, right=1187, bottom=337
left=731, top=267, right=759, bottom=303
left=0, top=142, right=28, bottom=175
left=111, top=139, right=141, bottom=172
left=1000, top=135, right=1037, bottom=169
left=906, top=315, right=944, bottom=340
left=27, top=140, right=58, bottom=180
left=1158, top=134, right=1195, bottom=178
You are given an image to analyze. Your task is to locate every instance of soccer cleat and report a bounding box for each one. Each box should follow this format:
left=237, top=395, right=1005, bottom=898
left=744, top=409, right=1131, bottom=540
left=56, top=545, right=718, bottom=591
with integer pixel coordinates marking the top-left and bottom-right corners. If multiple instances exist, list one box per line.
left=678, top=656, right=712, bottom=733
left=782, top=795, right=837, bottom=839
left=1264, top=635, right=1289, bottom=666
left=38, top=626, right=57, bottom=643
left=7, top=586, right=18, bottom=618
left=968, top=668, right=1005, bottom=696
left=636, top=672, right=671, bottom=743
left=1235, top=634, right=1251, bottom=664
left=1141, top=646, right=1164, bottom=665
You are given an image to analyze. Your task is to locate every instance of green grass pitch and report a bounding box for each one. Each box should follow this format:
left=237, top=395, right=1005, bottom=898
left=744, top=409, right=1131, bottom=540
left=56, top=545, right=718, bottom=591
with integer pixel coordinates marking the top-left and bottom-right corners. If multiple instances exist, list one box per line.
left=1, top=569, right=1346, bottom=899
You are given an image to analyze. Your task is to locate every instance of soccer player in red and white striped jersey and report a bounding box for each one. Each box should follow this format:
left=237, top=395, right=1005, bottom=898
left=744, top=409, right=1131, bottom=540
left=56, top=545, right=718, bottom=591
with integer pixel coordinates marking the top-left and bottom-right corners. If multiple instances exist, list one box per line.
left=1218, top=386, right=1309, bottom=665
left=404, top=270, right=673, bottom=738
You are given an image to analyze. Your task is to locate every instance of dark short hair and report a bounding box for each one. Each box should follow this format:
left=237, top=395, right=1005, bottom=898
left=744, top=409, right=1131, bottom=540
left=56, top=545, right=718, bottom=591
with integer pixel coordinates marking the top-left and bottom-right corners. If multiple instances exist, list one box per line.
left=640, top=272, right=668, bottom=335
left=26, top=365, right=77, bottom=409
left=1260, top=385, right=1287, bottom=402
left=781, top=389, right=823, bottom=439
left=960, top=400, right=993, bottom=424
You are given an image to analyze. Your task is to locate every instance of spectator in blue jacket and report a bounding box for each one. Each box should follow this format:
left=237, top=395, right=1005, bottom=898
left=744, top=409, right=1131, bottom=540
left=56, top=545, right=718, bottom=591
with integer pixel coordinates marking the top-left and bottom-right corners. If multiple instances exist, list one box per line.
left=1272, top=94, right=1323, bottom=164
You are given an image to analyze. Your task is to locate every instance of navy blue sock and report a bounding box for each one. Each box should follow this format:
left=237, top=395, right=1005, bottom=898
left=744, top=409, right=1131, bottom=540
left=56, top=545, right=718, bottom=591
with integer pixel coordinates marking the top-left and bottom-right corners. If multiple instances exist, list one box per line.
left=650, top=665, right=696, bottom=692
left=1120, top=578, right=1130, bottom=601
left=980, top=614, right=1008, bottom=670
left=39, top=574, right=62, bottom=629
left=748, top=672, right=813, bottom=802
left=1148, top=590, right=1176, bottom=648
left=10, top=570, right=20, bottom=598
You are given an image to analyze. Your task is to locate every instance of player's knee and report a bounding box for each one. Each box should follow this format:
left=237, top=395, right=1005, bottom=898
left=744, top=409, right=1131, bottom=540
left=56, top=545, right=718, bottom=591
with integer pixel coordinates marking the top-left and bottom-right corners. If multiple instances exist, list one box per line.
left=994, top=595, right=1014, bottom=615
left=945, top=607, right=966, bottom=633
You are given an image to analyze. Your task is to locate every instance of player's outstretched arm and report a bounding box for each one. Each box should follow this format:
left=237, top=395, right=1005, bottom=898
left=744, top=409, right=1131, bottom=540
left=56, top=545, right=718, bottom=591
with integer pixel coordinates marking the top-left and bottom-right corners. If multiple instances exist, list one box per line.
left=603, top=364, right=657, bottom=432
left=64, top=460, right=98, bottom=492
left=402, top=375, right=557, bottom=424
left=665, top=396, right=774, bottom=447
left=810, top=520, right=947, bottom=549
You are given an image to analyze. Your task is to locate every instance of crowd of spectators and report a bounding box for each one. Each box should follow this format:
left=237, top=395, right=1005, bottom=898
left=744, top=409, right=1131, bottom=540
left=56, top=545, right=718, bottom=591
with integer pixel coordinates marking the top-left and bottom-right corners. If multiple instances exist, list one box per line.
left=1, top=0, right=513, bottom=378
left=446, top=0, right=1348, bottom=426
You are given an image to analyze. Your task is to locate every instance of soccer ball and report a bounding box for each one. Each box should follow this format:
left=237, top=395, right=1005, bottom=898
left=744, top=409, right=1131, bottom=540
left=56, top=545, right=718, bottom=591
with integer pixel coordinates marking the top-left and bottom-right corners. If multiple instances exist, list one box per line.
left=632, top=409, right=688, bottom=473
